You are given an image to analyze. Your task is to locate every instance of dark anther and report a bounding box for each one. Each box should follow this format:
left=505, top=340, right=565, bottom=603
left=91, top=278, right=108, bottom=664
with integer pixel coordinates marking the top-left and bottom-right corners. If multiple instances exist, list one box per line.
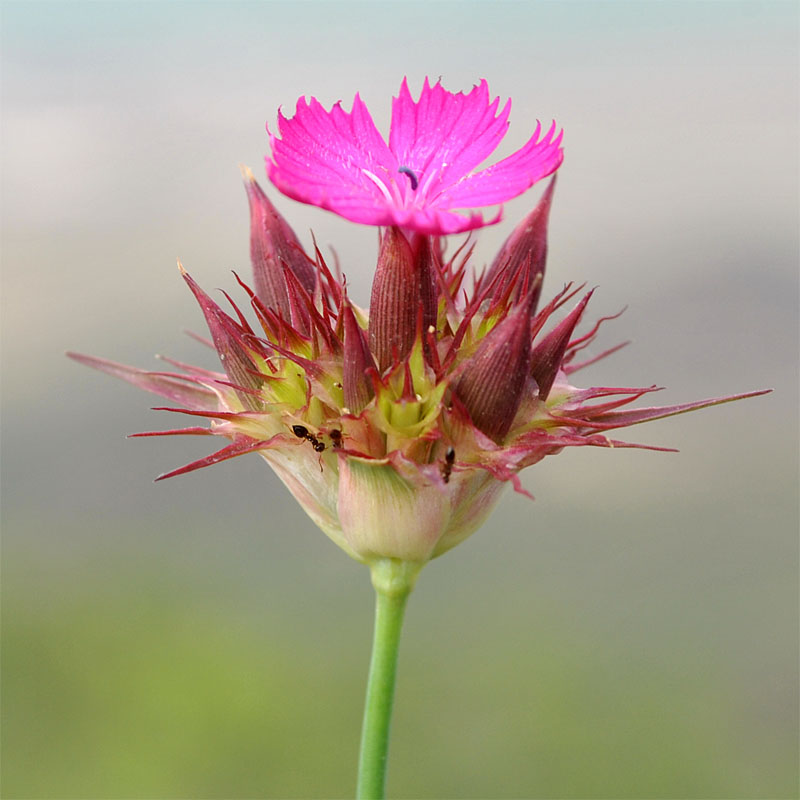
left=292, top=424, right=308, bottom=438
left=398, top=165, right=419, bottom=191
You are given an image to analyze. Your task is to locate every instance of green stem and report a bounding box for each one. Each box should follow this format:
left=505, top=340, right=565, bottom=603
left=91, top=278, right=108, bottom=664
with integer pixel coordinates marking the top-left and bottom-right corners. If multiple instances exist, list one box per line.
left=356, top=559, right=421, bottom=800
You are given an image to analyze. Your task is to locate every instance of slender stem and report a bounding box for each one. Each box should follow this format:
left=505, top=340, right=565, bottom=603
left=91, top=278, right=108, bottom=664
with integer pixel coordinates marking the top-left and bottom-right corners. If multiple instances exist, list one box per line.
left=356, top=559, right=421, bottom=800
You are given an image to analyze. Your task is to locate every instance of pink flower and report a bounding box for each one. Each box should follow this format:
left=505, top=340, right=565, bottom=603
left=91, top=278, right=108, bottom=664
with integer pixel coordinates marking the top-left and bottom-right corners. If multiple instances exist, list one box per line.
left=266, top=78, right=564, bottom=235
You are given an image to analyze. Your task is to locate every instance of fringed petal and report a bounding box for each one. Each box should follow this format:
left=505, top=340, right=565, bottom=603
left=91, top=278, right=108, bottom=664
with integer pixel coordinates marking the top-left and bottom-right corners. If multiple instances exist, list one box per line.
left=267, top=78, right=562, bottom=235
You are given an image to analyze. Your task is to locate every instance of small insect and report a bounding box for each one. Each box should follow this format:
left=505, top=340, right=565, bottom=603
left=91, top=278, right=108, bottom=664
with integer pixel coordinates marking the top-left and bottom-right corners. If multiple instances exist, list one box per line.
left=329, top=429, right=343, bottom=449
left=441, top=446, right=455, bottom=483
left=292, top=424, right=326, bottom=452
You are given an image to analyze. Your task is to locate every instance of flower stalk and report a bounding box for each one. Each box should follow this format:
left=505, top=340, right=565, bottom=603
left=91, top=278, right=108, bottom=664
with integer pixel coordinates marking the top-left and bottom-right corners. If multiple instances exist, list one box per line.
left=357, top=559, right=421, bottom=799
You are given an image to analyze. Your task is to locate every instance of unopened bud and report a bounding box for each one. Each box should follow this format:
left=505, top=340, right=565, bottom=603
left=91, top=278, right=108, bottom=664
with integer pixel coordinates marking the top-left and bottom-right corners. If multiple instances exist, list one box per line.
left=484, top=175, right=555, bottom=313
left=242, top=166, right=316, bottom=317
left=368, top=227, right=436, bottom=372
left=454, top=303, right=533, bottom=442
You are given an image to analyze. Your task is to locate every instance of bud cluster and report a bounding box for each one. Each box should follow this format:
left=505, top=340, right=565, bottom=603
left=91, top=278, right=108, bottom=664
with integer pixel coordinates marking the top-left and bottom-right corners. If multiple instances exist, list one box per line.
left=70, top=173, right=766, bottom=566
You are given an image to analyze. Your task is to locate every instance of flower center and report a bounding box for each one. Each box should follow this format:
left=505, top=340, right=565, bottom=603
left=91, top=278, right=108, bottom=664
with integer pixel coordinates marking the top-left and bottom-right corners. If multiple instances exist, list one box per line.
left=361, top=166, right=425, bottom=210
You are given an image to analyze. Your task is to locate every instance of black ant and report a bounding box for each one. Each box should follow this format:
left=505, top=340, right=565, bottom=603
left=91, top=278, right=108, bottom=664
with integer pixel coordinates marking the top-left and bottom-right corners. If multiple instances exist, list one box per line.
left=329, top=429, right=343, bottom=449
left=292, top=424, right=326, bottom=452
left=441, top=446, right=455, bottom=483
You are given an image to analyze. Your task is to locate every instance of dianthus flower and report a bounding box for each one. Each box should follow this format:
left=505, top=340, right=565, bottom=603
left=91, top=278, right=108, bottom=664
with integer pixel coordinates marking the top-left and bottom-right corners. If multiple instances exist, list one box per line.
left=266, top=77, right=563, bottom=234
left=70, top=79, right=767, bottom=799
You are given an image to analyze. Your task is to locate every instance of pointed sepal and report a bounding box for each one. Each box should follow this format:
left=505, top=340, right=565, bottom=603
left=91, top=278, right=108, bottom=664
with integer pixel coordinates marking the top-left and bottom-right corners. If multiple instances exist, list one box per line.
left=531, top=291, right=592, bottom=401
left=342, top=303, right=376, bottom=413
left=587, top=389, right=772, bottom=428
left=155, top=434, right=281, bottom=481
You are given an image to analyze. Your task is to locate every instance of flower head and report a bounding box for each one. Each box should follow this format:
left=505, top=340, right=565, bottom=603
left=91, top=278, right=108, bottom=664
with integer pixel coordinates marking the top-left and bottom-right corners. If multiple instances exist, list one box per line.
left=266, top=77, right=564, bottom=235
left=69, top=164, right=767, bottom=567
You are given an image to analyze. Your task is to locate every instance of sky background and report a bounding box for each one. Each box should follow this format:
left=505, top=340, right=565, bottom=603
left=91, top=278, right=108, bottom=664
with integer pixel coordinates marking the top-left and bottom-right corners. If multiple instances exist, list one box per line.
left=2, top=1, right=798, bottom=798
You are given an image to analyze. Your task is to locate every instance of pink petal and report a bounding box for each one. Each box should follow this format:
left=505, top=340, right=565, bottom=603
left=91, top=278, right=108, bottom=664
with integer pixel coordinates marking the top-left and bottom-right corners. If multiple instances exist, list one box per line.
left=266, top=94, right=399, bottom=226
left=436, top=121, right=564, bottom=209
left=389, top=78, right=512, bottom=201
left=266, top=79, right=564, bottom=235
left=382, top=205, right=500, bottom=236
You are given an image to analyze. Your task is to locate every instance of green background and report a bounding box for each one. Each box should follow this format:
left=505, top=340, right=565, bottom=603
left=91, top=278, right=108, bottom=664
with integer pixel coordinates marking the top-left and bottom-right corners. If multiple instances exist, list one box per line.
left=2, top=1, right=797, bottom=797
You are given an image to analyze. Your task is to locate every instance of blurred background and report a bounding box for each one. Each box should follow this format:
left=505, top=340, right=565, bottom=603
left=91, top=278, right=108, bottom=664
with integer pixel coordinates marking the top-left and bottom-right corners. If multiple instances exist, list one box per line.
left=2, top=1, right=797, bottom=797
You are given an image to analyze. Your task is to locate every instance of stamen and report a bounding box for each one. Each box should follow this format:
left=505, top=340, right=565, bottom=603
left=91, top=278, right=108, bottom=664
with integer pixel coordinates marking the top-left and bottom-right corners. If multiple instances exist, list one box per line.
left=398, top=165, right=419, bottom=191
left=361, top=169, right=395, bottom=203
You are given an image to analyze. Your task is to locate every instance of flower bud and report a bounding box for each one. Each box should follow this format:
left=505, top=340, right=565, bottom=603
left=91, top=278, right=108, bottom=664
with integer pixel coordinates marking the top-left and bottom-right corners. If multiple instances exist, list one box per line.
left=453, top=303, right=533, bottom=442
left=368, top=227, right=436, bottom=372
left=242, top=166, right=316, bottom=317
left=484, top=175, right=555, bottom=313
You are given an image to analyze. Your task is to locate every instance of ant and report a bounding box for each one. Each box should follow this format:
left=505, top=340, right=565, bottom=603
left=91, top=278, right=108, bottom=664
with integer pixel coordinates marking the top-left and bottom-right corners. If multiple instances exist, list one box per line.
left=441, top=446, right=455, bottom=483
left=329, top=429, right=343, bottom=449
left=292, top=424, right=326, bottom=452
